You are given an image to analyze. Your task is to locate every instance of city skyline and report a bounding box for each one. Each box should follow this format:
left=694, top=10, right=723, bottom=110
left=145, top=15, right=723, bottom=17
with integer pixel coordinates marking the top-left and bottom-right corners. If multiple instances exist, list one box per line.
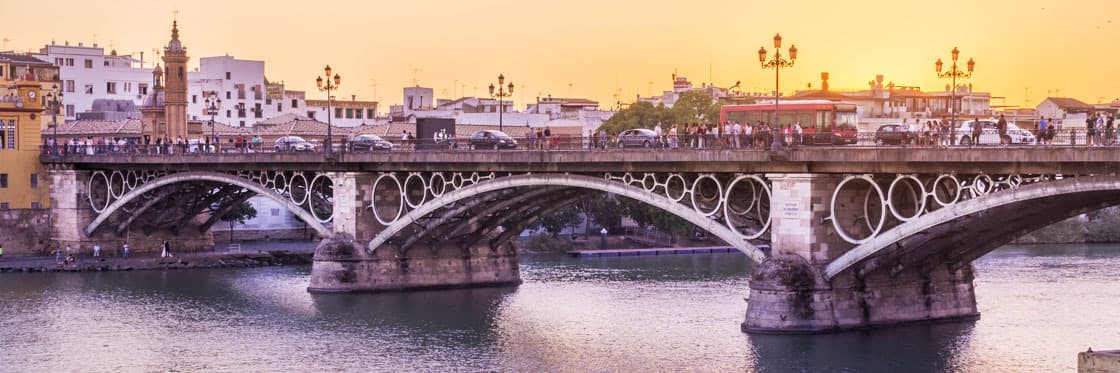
left=3, top=0, right=1118, bottom=109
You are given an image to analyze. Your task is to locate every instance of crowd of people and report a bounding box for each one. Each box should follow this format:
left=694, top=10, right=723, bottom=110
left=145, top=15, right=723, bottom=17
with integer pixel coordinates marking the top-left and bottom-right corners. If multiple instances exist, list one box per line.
left=44, top=134, right=266, bottom=155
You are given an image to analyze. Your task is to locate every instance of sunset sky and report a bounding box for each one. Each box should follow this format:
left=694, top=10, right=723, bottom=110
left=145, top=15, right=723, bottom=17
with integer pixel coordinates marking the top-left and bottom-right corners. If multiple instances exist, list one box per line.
left=4, top=0, right=1118, bottom=109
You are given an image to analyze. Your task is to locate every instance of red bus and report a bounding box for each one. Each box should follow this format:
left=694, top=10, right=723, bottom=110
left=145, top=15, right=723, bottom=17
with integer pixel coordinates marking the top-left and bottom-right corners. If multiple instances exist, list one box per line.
left=719, top=100, right=859, bottom=145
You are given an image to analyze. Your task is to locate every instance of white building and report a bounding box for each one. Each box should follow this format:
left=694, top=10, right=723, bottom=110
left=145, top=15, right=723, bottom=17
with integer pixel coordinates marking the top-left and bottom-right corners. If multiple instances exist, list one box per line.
left=305, top=96, right=383, bottom=127
left=186, top=55, right=305, bottom=127
left=34, top=42, right=153, bottom=120
left=403, top=86, right=434, bottom=115
left=637, top=74, right=733, bottom=108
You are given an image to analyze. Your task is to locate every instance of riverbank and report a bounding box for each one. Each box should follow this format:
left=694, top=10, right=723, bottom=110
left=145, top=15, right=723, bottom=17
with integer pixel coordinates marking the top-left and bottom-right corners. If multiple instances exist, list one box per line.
left=0, top=240, right=316, bottom=273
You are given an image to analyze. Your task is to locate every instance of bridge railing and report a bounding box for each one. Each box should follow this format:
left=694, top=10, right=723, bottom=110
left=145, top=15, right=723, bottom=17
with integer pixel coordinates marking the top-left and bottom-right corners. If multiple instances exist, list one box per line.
left=36, top=129, right=1112, bottom=158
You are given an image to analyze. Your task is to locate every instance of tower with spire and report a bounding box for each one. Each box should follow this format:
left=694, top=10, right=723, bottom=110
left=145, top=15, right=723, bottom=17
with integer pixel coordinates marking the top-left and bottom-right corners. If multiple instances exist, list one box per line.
left=141, top=21, right=190, bottom=141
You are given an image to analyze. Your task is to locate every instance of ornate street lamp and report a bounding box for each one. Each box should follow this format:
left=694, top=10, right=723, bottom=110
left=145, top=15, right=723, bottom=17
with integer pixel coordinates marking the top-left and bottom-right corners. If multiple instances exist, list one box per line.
left=759, top=33, right=797, bottom=151
left=46, top=84, right=63, bottom=155
left=204, top=91, right=222, bottom=153
left=935, top=47, right=975, bottom=131
left=488, top=74, right=514, bottom=132
left=316, top=65, right=341, bottom=155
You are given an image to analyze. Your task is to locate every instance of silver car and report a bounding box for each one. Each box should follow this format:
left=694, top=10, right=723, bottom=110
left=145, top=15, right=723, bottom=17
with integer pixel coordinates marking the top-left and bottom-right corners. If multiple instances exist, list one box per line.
left=274, top=136, right=317, bottom=152
left=617, top=128, right=662, bottom=148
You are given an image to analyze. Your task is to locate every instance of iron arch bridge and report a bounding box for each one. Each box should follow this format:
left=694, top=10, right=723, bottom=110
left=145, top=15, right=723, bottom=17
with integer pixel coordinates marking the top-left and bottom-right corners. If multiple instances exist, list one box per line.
left=363, top=172, right=773, bottom=263
left=83, top=170, right=334, bottom=238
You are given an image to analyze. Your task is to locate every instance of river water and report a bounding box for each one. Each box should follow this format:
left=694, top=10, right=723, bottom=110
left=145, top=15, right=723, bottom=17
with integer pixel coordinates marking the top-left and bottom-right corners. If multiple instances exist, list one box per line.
left=0, top=244, right=1117, bottom=372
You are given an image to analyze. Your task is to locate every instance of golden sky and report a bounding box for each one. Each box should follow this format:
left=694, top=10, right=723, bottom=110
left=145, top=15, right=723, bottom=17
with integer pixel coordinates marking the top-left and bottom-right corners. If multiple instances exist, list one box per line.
left=4, top=0, right=1118, bottom=109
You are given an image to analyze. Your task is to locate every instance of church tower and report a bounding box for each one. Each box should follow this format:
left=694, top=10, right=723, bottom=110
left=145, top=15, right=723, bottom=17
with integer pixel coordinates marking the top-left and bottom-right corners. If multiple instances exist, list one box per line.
left=161, top=21, right=190, bottom=140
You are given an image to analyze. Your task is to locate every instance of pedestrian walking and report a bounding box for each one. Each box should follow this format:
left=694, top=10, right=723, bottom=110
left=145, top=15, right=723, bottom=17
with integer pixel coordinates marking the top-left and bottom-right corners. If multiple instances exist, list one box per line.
left=93, top=244, right=101, bottom=257
left=161, top=240, right=172, bottom=258
left=122, top=243, right=130, bottom=259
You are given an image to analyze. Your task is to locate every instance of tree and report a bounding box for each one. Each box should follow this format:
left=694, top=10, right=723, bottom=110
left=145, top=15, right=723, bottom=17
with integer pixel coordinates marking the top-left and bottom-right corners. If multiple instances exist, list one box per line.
left=582, top=193, right=624, bottom=233
left=617, top=197, right=695, bottom=241
left=220, top=201, right=258, bottom=243
left=598, top=101, right=675, bottom=135
left=671, top=90, right=719, bottom=124
left=527, top=204, right=583, bottom=237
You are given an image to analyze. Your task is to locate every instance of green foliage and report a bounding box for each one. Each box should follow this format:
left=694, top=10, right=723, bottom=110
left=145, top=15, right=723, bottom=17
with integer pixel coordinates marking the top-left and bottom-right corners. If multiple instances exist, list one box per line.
left=527, top=205, right=584, bottom=236
left=671, top=90, right=719, bottom=124
left=598, top=101, right=676, bottom=135
left=582, top=194, right=624, bottom=233
left=220, top=201, right=258, bottom=225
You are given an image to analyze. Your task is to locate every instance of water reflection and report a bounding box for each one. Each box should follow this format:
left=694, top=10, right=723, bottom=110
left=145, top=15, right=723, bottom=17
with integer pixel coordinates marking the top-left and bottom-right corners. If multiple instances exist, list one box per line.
left=0, top=246, right=1116, bottom=371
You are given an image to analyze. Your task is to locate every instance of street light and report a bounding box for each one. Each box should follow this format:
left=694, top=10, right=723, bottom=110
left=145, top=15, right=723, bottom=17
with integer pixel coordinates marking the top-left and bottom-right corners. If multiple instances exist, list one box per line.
left=935, top=47, right=975, bottom=132
left=488, top=74, right=514, bottom=132
left=46, top=84, right=63, bottom=155
left=759, top=33, right=797, bottom=151
left=204, top=92, right=222, bottom=153
left=316, top=65, right=341, bottom=155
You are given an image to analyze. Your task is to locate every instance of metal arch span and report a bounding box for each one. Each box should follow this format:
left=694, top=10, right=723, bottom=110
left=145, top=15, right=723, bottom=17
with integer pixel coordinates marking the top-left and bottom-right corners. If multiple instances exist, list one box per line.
left=366, top=173, right=769, bottom=263
left=84, top=171, right=331, bottom=238
left=824, top=175, right=1120, bottom=279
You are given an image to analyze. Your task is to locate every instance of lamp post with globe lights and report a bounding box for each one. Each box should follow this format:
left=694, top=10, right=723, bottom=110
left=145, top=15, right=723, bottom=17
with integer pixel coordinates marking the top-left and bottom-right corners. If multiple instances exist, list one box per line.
left=45, top=84, right=63, bottom=155
left=488, top=74, right=514, bottom=132
left=758, top=33, right=797, bottom=151
left=204, top=92, right=222, bottom=153
left=316, top=65, right=341, bottom=155
left=935, top=47, right=975, bottom=130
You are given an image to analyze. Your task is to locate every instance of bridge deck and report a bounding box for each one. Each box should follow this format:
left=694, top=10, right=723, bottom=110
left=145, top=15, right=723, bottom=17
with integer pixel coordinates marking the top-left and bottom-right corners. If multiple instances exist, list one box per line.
left=42, top=147, right=1120, bottom=174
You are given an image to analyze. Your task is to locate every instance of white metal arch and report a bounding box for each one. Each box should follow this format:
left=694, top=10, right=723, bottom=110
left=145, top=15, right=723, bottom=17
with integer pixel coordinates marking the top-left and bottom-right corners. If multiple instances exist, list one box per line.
left=824, top=175, right=1120, bottom=279
left=85, top=171, right=331, bottom=237
left=366, top=173, right=769, bottom=263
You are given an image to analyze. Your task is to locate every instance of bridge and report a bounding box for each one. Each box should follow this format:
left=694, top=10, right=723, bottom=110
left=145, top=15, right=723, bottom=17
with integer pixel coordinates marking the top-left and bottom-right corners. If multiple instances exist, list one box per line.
left=41, top=146, right=1120, bottom=334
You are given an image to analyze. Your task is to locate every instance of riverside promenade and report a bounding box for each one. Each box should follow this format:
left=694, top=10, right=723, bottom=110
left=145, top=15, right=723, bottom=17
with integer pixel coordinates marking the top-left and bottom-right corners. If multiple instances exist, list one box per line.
left=0, top=241, right=315, bottom=273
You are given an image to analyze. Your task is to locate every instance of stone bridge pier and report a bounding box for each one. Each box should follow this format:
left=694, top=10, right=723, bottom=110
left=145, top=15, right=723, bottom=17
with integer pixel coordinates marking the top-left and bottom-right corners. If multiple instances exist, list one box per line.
left=743, top=173, right=979, bottom=334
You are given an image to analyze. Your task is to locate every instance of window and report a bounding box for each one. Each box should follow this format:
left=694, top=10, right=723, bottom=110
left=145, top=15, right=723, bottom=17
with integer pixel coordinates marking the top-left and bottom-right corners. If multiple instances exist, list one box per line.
left=66, top=58, right=74, bottom=66
left=84, top=59, right=93, bottom=68
left=103, top=61, right=109, bottom=67
left=66, top=105, right=75, bottom=117
left=106, top=82, right=117, bottom=94
left=226, top=110, right=231, bottom=118
left=239, top=121, right=245, bottom=127
left=291, top=99, right=299, bottom=108
left=226, top=91, right=231, bottom=100
left=277, top=104, right=282, bottom=112
left=178, top=67, right=183, bottom=79
left=3, top=120, right=13, bottom=149
left=55, top=58, right=63, bottom=66
left=346, top=108, right=353, bottom=119
left=30, top=174, right=38, bottom=188
left=367, top=109, right=375, bottom=118
left=355, top=109, right=363, bottom=119
left=192, top=95, right=197, bottom=104
left=65, top=80, right=75, bottom=93
left=84, top=85, right=93, bottom=94
left=225, top=72, right=231, bottom=80
left=0, top=173, right=7, bottom=188
left=31, top=202, right=41, bottom=209
left=335, top=108, right=343, bottom=118
left=254, top=103, right=262, bottom=118
left=139, top=83, right=148, bottom=95
left=0, top=203, right=8, bottom=211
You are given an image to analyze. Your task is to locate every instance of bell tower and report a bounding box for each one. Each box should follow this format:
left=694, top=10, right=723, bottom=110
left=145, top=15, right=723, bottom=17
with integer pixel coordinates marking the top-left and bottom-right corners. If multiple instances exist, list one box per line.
left=162, top=21, right=190, bottom=140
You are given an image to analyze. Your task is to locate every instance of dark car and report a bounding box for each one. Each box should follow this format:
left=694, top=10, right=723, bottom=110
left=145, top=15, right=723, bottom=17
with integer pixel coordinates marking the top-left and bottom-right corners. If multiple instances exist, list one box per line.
left=350, top=134, right=394, bottom=151
left=468, top=130, right=517, bottom=150
left=873, top=124, right=914, bottom=145
left=617, top=128, right=662, bottom=148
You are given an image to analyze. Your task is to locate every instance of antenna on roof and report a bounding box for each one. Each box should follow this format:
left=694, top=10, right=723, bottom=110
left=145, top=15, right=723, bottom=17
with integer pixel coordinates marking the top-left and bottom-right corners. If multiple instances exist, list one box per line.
left=410, top=68, right=421, bottom=86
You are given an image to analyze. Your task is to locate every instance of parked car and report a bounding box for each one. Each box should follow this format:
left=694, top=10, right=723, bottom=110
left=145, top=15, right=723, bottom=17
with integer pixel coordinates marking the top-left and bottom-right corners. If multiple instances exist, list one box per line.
left=350, top=134, right=394, bottom=151
left=467, top=130, right=517, bottom=150
left=956, top=120, right=1036, bottom=146
left=617, top=128, right=662, bottom=148
left=274, top=136, right=317, bottom=152
left=873, top=124, right=915, bottom=145
left=834, top=124, right=859, bottom=145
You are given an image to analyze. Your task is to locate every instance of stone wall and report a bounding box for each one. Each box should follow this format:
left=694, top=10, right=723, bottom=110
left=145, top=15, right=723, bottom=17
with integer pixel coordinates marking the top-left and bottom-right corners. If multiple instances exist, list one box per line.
left=0, top=209, right=53, bottom=256
left=212, top=228, right=316, bottom=243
